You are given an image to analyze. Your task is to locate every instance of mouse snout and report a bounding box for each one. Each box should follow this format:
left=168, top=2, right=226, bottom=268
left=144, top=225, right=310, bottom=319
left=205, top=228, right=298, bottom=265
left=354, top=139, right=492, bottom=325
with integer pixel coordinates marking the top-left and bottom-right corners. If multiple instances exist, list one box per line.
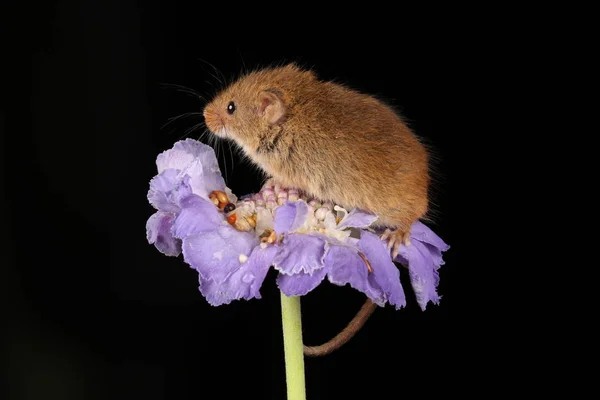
left=203, top=106, right=224, bottom=134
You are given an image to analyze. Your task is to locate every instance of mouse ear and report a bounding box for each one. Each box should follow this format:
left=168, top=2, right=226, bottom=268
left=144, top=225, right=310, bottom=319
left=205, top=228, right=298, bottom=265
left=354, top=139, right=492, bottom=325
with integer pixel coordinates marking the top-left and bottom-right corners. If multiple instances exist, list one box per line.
left=258, top=90, right=286, bottom=126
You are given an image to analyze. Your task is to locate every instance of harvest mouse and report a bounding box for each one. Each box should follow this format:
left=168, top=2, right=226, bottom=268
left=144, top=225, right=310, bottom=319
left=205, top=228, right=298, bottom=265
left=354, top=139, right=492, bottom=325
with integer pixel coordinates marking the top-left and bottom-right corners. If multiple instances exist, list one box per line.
left=203, top=64, right=432, bottom=356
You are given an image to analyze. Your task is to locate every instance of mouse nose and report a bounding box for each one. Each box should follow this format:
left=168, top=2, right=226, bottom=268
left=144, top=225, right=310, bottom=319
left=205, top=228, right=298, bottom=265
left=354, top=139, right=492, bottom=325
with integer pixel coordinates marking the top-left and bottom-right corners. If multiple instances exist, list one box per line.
left=203, top=106, right=224, bottom=132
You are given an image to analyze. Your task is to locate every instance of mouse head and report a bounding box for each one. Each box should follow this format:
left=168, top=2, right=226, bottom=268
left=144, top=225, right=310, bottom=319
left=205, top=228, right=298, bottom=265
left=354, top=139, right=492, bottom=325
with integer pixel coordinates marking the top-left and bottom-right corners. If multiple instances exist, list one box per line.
left=203, top=64, right=315, bottom=154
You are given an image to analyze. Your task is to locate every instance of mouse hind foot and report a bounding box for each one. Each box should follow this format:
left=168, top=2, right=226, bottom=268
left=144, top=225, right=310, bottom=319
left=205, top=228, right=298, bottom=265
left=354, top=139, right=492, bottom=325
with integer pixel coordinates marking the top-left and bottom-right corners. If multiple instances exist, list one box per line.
left=380, top=228, right=411, bottom=260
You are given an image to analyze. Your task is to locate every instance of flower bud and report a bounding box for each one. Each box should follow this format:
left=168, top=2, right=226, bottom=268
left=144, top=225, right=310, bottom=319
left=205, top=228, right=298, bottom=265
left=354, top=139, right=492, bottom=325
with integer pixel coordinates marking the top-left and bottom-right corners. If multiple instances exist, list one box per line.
left=277, top=191, right=288, bottom=205
left=288, top=188, right=299, bottom=202
left=315, top=207, right=328, bottom=221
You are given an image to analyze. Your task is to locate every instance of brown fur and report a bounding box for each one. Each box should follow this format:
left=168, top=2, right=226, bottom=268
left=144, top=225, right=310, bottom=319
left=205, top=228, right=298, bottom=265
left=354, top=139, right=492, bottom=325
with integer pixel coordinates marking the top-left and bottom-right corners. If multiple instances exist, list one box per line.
left=203, top=64, right=430, bottom=232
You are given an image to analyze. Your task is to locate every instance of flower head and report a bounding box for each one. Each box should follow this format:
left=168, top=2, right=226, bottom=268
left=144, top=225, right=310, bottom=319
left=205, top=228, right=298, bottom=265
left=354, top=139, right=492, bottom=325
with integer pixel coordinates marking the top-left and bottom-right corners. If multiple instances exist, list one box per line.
left=146, top=139, right=450, bottom=310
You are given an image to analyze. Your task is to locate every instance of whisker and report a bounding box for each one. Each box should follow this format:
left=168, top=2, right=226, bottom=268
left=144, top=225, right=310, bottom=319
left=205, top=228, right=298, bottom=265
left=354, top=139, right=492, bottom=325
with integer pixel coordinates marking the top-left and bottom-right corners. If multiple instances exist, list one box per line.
left=195, top=57, right=225, bottom=87
left=237, top=49, right=248, bottom=76
left=208, top=133, right=216, bottom=154
left=197, top=127, right=210, bottom=143
left=221, top=139, right=228, bottom=183
left=213, top=136, right=222, bottom=180
left=182, top=122, right=205, bottom=140
left=165, top=127, right=178, bottom=137
left=160, top=111, right=203, bottom=131
left=227, top=140, right=235, bottom=174
left=159, top=83, right=207, bottom=101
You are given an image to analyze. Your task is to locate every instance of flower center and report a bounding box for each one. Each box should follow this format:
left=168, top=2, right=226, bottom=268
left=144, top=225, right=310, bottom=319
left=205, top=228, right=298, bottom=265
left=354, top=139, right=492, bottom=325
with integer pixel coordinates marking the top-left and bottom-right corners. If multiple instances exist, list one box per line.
left=211, top=186, right=356, bottom=245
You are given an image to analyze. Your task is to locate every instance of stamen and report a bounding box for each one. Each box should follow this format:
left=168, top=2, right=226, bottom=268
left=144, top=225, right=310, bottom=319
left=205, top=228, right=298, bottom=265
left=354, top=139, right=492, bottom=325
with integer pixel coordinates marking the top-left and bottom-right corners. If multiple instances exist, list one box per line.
left=267, top=230, right=277, bottom=244
left=215, top=191, right=229, bottom=204
left=210, top=190, right=230, bottom=211
left=227, top=214, right=237, bottom=225
left=260, top=229, right=274, bottom=243
left=208, top=192, right=220, bottom=206
left=223, top=202, right=236, bottom=213
left=244, top=215, right=256, bottom=228
left=358, top=252, right=373, bottom=273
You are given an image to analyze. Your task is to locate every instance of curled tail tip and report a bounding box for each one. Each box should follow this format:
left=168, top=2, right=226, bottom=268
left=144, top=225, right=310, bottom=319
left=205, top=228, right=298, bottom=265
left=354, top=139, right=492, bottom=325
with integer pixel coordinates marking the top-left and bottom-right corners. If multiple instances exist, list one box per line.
left=302, top=299, right=378, bottom=357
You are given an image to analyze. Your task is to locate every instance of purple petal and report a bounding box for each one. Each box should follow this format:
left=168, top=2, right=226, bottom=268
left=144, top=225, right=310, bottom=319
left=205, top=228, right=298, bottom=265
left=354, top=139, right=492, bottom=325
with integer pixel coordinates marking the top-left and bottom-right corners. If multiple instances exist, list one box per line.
left=184, top=158, right=227, bottom=201
left=358, top=232, right=406, bottom=309
left=147, top=169, right=192, bottom=213
left=337, top=208, right=378, bottom=230
left=155, top=139, right=226, bottom=201
left=156, top=139, right=214, bottom=173
left=242, top=245, right=280, bottom=297
left=326, top=245, right=387, bottom=306
left=394, top=240, right=445, bottom=272
left=182, top=225, right=258, bottom=284
left=277, top=266, right=329, bottom=296
left=273, top=201, right=309, bottom=234
left=410, top=221, right=451, bottom=252
left=405, top=222, right=450, bottom=269
left=172, top=195, right=225, bottom=239
left=146, top=211, right=181, bottom=257
left=198, top=244, right=279, bottom=306
left=272, top=234, right=326, bottom=275
left=398, top=239, right=443, bottom=311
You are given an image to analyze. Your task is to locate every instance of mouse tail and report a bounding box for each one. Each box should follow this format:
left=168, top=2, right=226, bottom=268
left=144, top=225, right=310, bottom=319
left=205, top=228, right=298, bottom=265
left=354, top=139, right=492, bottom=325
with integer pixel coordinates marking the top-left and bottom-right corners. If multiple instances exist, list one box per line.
left=303, top=299, right=377, bottom=357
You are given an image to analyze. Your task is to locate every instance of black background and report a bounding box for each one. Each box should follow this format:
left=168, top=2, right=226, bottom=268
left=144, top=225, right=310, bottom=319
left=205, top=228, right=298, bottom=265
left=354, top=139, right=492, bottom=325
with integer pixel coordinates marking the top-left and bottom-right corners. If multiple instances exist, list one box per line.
left=4, top=2, right=490, bottom=399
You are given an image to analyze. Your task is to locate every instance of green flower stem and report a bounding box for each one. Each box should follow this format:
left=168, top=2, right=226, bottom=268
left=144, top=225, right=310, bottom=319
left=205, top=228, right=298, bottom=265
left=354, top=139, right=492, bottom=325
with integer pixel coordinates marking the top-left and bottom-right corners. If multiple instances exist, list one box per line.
left=280, top=292, right=307, bottom=400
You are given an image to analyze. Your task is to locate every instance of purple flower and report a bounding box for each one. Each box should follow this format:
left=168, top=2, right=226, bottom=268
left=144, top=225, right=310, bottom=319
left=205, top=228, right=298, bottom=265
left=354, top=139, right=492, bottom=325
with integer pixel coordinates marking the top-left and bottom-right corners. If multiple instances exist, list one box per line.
left=273, top=201, right=406, bottom=309
left=146, top=139, right=450, bottom=310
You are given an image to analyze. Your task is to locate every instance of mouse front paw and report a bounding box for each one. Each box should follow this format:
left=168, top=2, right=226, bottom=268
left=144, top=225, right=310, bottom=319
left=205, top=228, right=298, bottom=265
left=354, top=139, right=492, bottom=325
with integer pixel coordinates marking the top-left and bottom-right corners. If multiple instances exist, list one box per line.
left=380, top=228, right=411, bottom=260
left=260, top=178, right=304, bottom=204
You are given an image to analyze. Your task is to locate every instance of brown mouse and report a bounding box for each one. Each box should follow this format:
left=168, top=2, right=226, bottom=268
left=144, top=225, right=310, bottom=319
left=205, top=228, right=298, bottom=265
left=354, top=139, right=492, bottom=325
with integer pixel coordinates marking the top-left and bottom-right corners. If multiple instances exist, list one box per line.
left=203, top=63, right=431, bottom=356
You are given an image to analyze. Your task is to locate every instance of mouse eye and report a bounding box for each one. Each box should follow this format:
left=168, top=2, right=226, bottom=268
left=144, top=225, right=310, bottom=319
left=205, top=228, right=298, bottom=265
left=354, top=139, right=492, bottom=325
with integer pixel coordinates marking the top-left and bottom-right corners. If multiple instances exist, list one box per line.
left=227, top=101, right=236, bottom=115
